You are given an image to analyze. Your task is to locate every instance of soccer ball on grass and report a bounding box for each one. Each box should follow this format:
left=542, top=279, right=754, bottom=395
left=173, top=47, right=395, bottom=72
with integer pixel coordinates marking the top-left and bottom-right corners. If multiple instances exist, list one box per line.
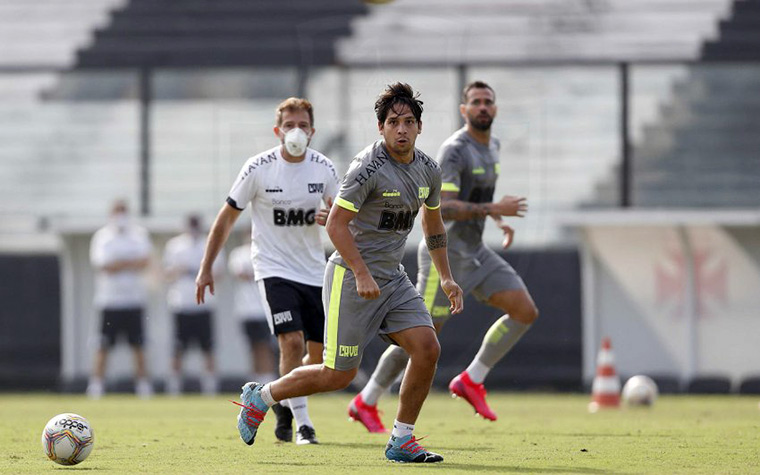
left=41, top=413, right=94, bottom=465
left=622, top=375, right=659, bottom=406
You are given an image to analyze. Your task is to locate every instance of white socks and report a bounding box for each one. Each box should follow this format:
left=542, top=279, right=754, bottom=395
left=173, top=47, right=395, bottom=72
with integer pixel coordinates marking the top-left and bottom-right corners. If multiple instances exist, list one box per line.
left=359, top=379, right=385, bottom=406
left=260, top=383, right=276, bottom=407
left=285, top=397, right=314, bottom=429
left=464, top=360, right=490, bottom=385
left=391, top=420, right=414, bottom=439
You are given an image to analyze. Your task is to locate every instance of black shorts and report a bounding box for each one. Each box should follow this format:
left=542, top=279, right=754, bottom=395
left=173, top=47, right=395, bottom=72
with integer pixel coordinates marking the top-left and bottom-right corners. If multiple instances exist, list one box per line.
left=243, top=320, right=274, bottom=344
left=100, top=308, right=144, bottom=348
left=174, top=311, right=213, bottom=352
left=259, top=277, right=325, bottom=342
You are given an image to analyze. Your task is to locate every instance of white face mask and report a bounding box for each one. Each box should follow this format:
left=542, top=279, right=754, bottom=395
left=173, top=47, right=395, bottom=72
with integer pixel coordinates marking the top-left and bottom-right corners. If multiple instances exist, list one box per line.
left=284, top=128, right=309, bottom=157
left=111, top=213, right=129, bottom=230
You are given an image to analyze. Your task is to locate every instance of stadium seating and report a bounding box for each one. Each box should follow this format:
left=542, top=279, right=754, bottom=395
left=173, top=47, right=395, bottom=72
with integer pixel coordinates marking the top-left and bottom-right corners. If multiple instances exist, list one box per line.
left=75, top=0, right=367, bottom=67
left=339, top=0, right=732, bottom=63
left=626, top=5, right=760, bottom=207
left=703, top=0, right=760, bottom=60
left=738, top=376, right=760, bottom=394
left=0, top=0, right=742, bottom=249
left=0, top=0, right=125, bottom=68
left=687, top=375, right=733, bottom=394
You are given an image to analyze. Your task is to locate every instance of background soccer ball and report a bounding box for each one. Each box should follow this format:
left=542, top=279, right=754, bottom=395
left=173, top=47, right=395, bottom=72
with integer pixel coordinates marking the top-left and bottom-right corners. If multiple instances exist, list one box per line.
left=41, top=413, right=94, bottom=465
left=622, top=375, right=659, bottom=406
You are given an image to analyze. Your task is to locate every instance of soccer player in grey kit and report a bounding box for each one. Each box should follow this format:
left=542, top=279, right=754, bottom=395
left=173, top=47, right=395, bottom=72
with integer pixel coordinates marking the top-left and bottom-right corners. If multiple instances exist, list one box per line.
left=349, top=80, right=539, bottom=432
left=221, top=83, right=464, bottom=463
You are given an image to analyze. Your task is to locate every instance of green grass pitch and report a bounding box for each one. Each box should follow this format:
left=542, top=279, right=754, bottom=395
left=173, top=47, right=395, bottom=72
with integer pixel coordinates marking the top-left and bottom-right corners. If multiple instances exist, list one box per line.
left=2, top=392, right=758, bottom=473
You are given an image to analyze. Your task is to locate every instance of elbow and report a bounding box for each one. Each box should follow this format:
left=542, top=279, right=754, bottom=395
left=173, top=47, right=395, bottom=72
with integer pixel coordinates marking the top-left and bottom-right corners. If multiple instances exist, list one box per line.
left=325, top=217, right=338, bottom=241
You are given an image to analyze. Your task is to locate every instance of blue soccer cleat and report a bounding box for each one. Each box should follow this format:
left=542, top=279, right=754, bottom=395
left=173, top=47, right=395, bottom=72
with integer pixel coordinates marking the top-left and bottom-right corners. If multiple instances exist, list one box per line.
left=385, top=434, right=443, bottom=463
left=231, top=382, right=270, bottom=446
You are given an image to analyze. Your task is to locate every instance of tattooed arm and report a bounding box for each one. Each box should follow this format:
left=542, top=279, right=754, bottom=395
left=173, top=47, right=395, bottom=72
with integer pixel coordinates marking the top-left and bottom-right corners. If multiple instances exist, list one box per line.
left=440, top=191, right=527, bottom=221
left=421, top=205, right=463, bottom=314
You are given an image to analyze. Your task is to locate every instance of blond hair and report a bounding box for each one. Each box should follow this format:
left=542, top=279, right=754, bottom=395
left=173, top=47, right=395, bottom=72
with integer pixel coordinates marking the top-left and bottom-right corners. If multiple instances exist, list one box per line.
left=275, top=97, right=314, bottom=126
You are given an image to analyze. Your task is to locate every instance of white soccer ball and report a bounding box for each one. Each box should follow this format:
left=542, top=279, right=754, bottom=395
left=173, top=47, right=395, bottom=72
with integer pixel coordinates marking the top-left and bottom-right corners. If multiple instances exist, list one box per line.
left=41, top=413, right=94, bottom=465
left=622, top=375, right=659, bottom=406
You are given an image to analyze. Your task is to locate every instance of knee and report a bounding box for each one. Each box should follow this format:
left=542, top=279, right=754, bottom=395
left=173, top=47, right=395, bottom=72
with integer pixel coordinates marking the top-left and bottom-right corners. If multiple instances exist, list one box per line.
left=278, top=332, right=305, bottom=355
left=514, top=304, right=539, bottom=325
left=409, top=338, right=440, bottom=367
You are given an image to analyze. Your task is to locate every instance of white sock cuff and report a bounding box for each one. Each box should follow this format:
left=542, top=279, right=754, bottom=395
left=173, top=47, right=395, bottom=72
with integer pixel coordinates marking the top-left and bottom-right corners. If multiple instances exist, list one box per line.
left=391, top=419, right=415, bottom=439
left=260, top=383, right=277, bottom=407
left=360, top=379, right=384, bottom=406
left=465, top=360, right=490, bottom=384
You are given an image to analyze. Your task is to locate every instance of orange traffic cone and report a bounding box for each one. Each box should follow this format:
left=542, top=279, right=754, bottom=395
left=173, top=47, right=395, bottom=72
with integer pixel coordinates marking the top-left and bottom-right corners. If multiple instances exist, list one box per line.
left=588, top=337, right=620, bottom=412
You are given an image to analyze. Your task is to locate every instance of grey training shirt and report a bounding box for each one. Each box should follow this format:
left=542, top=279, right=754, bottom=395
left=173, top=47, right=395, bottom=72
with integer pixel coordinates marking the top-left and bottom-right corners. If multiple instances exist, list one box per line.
left=437, top=127, right=501, bottom=258
left=331, top=140, right=442, bottom=280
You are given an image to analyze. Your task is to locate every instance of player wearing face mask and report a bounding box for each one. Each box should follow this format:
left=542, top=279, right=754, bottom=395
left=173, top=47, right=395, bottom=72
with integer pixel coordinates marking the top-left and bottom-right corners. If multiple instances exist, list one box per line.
left=87, top=200, right=153, bottom=399
left=195, top=98, right=339, bottom=445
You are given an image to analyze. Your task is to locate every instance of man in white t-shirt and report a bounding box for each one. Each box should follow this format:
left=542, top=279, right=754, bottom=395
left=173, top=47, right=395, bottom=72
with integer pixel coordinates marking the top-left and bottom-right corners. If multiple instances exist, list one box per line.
left=196, top=97, right=339, bottom=445
left=163, top=215, right=225, bottom=396
left=87, top=200, right=153, bottom=399
left=229, top=241, right=277, bottom=385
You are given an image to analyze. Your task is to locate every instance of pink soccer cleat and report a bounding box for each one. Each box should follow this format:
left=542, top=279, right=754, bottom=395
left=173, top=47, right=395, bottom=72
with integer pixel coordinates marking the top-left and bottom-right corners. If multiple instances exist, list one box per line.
left=448, top=371, right=497, bottom=421
left=348, top=394, right=388, bottom=433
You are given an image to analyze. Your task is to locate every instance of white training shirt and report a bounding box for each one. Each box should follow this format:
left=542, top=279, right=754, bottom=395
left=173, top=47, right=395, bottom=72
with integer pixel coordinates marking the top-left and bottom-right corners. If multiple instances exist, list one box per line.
left=226, top=146, right=339, bottom=287
left=163, top=232, right=224, bottom=313
left=228, top=244, right=266, bottom=321
left=90, top=223, right=152, bottom=310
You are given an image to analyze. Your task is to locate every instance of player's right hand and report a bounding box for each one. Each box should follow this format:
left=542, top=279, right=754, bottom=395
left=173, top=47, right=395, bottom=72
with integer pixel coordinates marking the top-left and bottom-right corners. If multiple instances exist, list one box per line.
left=316, top=197, right=334, bottom=226
left=441, top=278, right=464, bottom=314
left=355, top=272, right=380, bottom=300
left=490, top=195, right=527, bottom=218
left=195, top=270, right=214, bottom=304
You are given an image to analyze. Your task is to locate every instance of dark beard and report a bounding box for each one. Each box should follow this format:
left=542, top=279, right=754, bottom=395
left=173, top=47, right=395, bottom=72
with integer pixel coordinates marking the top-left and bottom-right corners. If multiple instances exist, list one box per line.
left=470, top=115, right=493, bottom=131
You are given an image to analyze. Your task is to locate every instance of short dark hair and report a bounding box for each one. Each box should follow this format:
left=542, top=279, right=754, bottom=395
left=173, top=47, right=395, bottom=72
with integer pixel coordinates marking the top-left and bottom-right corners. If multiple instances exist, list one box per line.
left=462, top=80, right=495, bottom=104
left=375, top=82, right=423, bottom=124
left=276, top=97, right=314, bottom=126
left=187, top=214, right=201, bottom=232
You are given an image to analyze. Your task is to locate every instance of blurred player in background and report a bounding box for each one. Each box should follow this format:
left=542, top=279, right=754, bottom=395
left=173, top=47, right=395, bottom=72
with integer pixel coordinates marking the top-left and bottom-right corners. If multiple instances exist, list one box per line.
left=196, top=97, right=338, bottom=445
left=229, top=240, right=278, bottom=384
left=350, top=80, right=539, bottom=431
left=163, top=215, right=224, bottom=396
left=87, top=199, right=153, bottom=399
left=224, top=83, right=463, bottom=463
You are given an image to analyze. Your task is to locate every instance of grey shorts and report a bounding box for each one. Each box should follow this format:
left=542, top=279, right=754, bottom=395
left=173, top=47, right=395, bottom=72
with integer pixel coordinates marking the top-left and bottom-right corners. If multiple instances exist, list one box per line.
left=417, top=240, right=526, bottom=322
left=322, top=261, right=434, bottom=371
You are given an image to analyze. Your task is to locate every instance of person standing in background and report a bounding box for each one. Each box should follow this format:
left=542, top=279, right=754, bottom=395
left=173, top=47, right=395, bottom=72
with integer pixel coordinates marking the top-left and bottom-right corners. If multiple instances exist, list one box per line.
left=87, top=199, right=153, bottom=399
left=163, top=215, right=225, bottom=396
left=229, top=240, right=278, bottom=385
left=195, top=97, right=339, bottom=445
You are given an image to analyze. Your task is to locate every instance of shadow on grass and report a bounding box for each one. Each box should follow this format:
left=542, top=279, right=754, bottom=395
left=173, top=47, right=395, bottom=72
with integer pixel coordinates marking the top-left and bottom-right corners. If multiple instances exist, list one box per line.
left=439, top=464, right=621, bottom=473
left=320, top=441, right=497, bottom=452
left=53, top=467, right=102, bottom=471
left=253, top=461, right=622, bottom=473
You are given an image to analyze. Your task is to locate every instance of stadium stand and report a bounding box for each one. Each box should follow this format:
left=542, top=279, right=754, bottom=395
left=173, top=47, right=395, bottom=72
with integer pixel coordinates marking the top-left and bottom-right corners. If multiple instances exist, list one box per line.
left=75, top=0, right=367, bottom=67
left=703, top=0, right=760, bottom=60
left=0, top=0, right=737, bottom=250
left=738, top=376, right=760, bottom=394
left=338, top=0, right=732, bottom=63
left=592, top=0, right=760, bottom=207
left=687, top=375, right=732, bottom=394
left=0, top=0, right=125, bottom=68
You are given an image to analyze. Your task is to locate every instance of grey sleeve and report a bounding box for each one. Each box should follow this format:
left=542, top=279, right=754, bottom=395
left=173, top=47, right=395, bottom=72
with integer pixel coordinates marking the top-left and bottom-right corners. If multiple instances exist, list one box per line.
left=437, top=144, right=466, bottom=193
left=425, top=167, right=442, bottom=209
left=335, top=158, right=373, bottom=213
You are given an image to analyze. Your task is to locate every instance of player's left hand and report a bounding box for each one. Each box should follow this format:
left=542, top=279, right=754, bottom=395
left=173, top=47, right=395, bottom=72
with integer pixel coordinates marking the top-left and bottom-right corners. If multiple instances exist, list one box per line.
left=497, top=222, right=515, bottom=249
left=441, top=278, right=464, bottom=314
left=316, top=197, right=334, bottom=226
left=195, top=269, right=214, bottom=304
